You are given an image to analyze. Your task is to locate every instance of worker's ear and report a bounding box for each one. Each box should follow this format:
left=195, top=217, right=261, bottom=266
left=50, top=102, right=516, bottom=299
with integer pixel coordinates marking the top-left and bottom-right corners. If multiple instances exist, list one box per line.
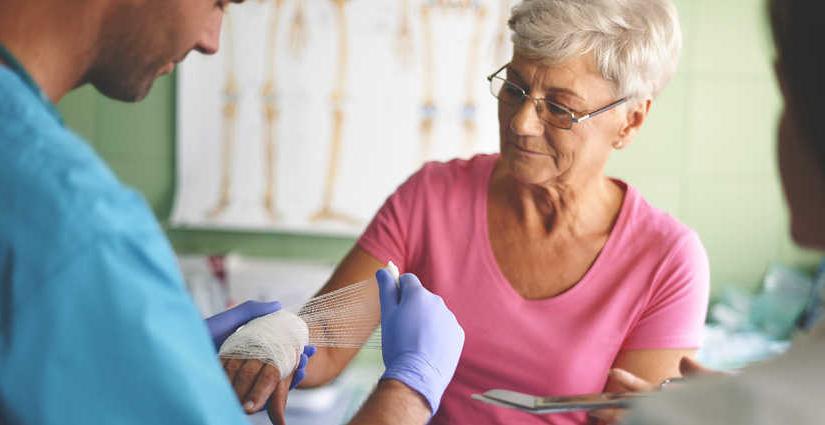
left=613, top=99, right=651, bottom=150
left=774, top=58, right=789, bottom=100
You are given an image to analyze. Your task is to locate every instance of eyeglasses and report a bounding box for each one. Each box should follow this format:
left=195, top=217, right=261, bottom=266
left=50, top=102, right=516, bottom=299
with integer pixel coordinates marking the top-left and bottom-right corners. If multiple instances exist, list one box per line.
left=486, top=63, right=627, bottom=130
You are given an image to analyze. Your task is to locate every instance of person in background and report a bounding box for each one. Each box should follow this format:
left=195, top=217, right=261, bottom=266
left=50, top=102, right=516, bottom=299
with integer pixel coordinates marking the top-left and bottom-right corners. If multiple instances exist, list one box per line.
left=594, top=0, right=825, bottom=423
left=0, top=1, right=463, bottom=424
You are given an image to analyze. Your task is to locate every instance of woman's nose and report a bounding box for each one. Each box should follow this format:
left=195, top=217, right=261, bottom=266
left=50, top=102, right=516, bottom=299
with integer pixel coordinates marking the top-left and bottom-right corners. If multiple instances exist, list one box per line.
left=509, top=97, right=545, bottom=136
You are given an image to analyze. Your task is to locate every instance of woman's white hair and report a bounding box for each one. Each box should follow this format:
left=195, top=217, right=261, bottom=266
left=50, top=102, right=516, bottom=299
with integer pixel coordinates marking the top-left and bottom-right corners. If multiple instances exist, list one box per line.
left=508, top=0, right=682, bottom=101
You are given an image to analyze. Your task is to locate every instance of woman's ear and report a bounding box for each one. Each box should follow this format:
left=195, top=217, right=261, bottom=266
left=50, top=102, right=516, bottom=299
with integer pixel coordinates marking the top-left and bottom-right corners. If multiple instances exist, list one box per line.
left=614, top=99, right=652, bottom=150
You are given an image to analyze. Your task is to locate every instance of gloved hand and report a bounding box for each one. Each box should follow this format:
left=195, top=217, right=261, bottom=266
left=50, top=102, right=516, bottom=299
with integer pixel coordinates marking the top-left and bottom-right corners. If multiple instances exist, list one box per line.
left=290, top=345, right=317, bottom=390
left=376, top=270, right=465, bottom=415
left=205, top=300, right=282, bottom=349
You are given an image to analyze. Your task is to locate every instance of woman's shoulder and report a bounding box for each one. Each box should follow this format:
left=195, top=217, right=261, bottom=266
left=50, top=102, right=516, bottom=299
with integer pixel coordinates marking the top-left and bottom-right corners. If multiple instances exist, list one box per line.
left=621, top=182, right=704, bottom=253
left=615, top=183, right=709, bottom=305
left=415, top=153, right=498, bottom=183
left=396, top=153, right=498, bottom=199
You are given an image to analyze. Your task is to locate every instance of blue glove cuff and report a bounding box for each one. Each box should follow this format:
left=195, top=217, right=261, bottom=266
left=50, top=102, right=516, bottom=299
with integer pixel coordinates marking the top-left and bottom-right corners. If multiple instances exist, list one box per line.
left=381, top=352, right=445, bottom=414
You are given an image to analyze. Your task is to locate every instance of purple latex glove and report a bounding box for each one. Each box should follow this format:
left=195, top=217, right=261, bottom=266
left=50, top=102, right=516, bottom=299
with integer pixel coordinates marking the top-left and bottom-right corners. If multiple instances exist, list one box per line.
left=205, top=300, right=282, bottom=349
left=377, top=270, right=465, bottom=415
left=290, top=345, right=317, bottom=390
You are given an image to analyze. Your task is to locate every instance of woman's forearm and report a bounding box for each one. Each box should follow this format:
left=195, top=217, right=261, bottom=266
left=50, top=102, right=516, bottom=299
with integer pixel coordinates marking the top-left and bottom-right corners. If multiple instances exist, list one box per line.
left=300, top=246, right=385, bottom=387
left=347, top=380, right=431, bottom=425
left=299, top=346, right=359, bottom=387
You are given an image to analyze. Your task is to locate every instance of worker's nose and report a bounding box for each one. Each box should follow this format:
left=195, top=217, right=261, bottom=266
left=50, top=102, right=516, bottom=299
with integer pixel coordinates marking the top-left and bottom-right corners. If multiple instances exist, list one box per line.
left=195, top=10, right=224, bottom=55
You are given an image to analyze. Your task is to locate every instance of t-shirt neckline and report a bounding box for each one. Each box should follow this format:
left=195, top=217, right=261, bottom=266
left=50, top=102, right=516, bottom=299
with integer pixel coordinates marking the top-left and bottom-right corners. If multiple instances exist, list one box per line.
left=477, top=155, right=634, bottom=306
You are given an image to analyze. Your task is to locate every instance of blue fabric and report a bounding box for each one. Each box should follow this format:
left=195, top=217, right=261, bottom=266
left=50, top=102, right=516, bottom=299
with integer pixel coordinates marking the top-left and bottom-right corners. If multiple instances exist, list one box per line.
left=0, top=66, right=248, bottom=424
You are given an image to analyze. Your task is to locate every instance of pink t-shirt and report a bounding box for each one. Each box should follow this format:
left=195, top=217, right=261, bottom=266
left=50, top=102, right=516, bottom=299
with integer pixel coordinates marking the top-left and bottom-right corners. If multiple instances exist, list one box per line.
left=358, top=154, right=710, bottom=424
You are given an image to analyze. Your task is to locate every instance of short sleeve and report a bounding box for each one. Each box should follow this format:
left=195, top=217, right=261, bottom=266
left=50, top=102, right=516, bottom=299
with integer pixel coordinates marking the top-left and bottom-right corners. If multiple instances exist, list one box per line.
left=621, top=231, right=711, bottom=350
left=357, top=170, right=423, bottom=272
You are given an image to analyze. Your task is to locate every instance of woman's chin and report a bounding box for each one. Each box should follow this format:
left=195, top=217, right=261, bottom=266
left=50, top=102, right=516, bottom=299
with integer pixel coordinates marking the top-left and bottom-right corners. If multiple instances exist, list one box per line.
left=502, top=151, right=560, bottom=185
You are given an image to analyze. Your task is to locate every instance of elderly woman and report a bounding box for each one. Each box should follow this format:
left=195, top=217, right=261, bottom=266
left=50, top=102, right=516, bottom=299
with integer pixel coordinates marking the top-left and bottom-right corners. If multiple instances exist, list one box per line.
left=310, top=0, right=705, bottom=422
left=227, top=0, right=708, bottom=423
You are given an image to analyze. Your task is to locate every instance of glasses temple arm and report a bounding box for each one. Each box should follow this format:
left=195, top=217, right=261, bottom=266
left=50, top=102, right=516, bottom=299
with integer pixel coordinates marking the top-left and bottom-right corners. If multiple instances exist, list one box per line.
left=572, top=98, right=628, bottom=123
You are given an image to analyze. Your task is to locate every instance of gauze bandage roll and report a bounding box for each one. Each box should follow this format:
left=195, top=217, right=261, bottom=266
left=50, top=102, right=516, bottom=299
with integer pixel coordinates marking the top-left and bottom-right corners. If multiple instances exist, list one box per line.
left=218, top=262, right=400, bottom=379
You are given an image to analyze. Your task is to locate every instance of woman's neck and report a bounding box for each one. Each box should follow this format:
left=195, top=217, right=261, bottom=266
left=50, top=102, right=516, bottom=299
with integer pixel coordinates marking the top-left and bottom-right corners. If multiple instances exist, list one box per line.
left=492, top=164, right=624, bottom=240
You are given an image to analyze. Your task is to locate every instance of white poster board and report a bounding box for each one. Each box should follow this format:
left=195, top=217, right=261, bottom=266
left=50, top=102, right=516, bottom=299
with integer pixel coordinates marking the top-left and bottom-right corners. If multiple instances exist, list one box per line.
left=172, top=0, right=514, bottom=235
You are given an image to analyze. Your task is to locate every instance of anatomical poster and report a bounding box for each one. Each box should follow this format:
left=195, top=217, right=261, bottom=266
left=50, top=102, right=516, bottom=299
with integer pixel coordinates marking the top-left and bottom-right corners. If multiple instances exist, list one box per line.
left=172, top=0, right=515, bottom=235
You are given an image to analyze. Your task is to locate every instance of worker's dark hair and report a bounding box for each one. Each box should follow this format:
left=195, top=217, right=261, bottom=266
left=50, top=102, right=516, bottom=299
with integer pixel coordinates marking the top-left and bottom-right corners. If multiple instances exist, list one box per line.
left=769, top=0, right=825, bottom=170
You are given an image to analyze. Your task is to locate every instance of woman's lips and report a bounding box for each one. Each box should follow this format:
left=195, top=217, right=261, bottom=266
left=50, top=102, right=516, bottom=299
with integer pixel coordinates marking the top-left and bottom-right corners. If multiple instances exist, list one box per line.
left=509, top=140, right=551, bottom=156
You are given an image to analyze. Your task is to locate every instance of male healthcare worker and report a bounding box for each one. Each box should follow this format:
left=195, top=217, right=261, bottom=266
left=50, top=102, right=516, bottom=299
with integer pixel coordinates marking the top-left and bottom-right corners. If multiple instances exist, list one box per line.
left=583, top=1, right=825, bottom=424
left=0, top=1, right=464, bottom=424
left=620, top=0, right=825, bottom=423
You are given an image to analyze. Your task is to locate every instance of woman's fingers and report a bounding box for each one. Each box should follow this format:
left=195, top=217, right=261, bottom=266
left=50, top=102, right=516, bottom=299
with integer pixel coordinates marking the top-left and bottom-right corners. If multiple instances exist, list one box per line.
left=290, top=353, right=307, bottom=390
left=243, top=363, right=281, bottom=412
left=222, top=358, right=244, bottom=384
left=588, top=407, right=626, bottom=424
left=589, top=369, right=655, bottom=424
left=608, top=368, right=657, bottom=392
left=679, top=356, right=718, bottom=377
left=231, top=360, right=266, bottom=411
left=221, top=358, right=287, bottom=413
left=267, top=372, right=295, bottom=425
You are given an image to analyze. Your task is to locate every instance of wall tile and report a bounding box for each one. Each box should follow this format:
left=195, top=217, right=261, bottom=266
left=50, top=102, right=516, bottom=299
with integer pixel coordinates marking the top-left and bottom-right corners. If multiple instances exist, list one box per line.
left=57, top=85, right=98, bottom=143
left=95, top=76, right=175, bottom=161
left=688, top=0, right=774, bottom=77
left=608, top=73, right=689, bottom=176
left=685, top=75, right=781, bottom=178
left=682, top=177, right=786, bottom=292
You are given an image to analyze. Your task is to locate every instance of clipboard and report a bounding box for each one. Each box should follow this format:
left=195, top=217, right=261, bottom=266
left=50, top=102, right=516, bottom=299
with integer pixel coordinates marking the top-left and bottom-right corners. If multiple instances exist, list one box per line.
left=471, top=389, right=645, bottom=414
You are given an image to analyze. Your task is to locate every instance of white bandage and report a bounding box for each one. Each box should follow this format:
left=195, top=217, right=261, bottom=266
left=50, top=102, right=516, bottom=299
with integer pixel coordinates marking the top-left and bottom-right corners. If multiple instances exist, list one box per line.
left=219, top=310, right=309, bottom=380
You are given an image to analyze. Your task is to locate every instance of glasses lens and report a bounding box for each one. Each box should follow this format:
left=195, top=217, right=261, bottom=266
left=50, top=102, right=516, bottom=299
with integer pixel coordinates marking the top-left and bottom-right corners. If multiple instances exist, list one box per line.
left=541, top=100, right=573, bottom=129
left=489, top=73, right=574, bottom=130
left=490, top=78, right=523, bottom=106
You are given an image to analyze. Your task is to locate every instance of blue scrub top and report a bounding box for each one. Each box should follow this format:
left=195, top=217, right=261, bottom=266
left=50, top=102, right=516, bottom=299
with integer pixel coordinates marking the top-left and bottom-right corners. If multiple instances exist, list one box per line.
left=0, top=65, right=249, bottom=424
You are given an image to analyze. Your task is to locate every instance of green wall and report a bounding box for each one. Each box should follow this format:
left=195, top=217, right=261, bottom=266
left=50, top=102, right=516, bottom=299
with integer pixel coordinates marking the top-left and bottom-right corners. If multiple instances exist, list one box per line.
left=58, top=79, right=354, bottom=263
left=57, top=0, right=819, bottom=294
left=605, top=0, right=819, bottom=291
